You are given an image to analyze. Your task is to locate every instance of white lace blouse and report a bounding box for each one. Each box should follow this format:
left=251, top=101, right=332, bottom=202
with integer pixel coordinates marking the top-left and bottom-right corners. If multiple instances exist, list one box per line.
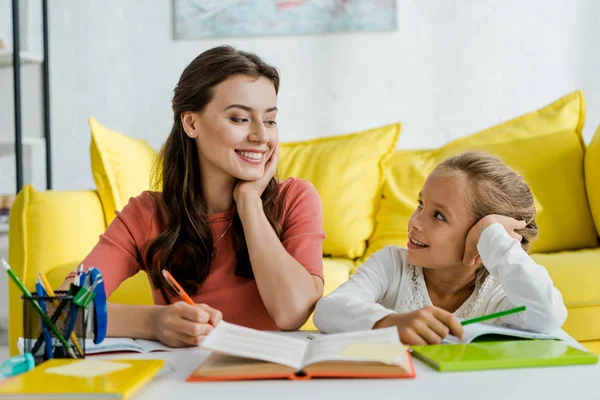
left=314, top=224, right=567, bottom=334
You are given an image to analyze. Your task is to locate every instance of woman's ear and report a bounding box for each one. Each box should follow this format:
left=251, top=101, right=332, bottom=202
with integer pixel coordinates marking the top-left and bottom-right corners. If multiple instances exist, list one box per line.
left=181, top=111, right=198, bottom=138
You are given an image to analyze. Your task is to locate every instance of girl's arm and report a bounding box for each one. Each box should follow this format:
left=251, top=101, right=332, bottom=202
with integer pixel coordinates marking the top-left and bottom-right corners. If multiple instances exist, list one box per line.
left=313, top=246, right=400, bottom=333
left=478, top=223, right=567, bottom=333
left=237, top=185, right=324, bottom=331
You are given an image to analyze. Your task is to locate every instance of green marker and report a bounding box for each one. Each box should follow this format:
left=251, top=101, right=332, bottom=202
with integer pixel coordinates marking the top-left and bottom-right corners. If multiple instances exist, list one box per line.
left=461, top=305, right=527, bottom=326
left=1, top=259, right=77, bottom=359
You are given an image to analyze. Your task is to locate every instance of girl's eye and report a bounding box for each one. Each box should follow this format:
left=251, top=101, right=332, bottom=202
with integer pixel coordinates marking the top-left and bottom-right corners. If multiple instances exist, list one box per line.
left=231, top=117, right=248, bottom=123
left=264, top=120, right=277, bottom=126
left=434, top=211, right=446, bottom=222
left=417, top=200, right=423, bottom=209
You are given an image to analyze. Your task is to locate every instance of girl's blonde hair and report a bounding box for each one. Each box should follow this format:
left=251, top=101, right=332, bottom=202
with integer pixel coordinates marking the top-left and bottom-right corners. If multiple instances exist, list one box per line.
left=438, top=151, right=538, bottom=252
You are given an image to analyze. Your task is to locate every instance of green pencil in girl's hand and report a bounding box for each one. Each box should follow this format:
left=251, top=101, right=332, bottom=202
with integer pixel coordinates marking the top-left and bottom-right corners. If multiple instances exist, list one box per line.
left=460, top=306, right=527, bottom=326
left=1, top=259, right=77, bottom=359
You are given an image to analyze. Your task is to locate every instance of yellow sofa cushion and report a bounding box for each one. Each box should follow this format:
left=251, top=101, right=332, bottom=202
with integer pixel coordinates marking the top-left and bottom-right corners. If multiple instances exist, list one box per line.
left=582, top=341, right=600, bottom=355
left=90, top=117, right=158, bottom=224
left=279, top=124, right=401, bottom=259
left=531, top=248, right=600, bottom=341
left=300, top=258, right=355, bottom=331
left=7, top=186, right=107, bottom=355
left=365, top=90, right=596, bottom=258
left=586, top=124, right=600, bottom=238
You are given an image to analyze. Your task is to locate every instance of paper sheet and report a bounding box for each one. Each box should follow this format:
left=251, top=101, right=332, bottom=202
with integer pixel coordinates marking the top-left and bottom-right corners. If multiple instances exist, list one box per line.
left=200, top=321, right=308, bottom=370
left=300, top=327, right=402, bottom=368
left=337, top=343, right=409, bottom=366
left=45, top=360, right=132, bottom=378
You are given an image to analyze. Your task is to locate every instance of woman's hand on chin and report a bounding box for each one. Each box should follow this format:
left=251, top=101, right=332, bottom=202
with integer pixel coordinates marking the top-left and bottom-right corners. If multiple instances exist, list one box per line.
left=234, top=144, right=279, bottom=203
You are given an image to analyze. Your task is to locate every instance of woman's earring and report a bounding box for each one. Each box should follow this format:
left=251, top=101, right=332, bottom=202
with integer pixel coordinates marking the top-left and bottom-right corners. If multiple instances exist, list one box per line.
left=188, top=131, right=195, bottom=138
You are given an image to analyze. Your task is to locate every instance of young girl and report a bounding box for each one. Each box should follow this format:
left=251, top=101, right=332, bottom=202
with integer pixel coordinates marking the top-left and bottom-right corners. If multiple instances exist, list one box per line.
left=313, top=151, right=567, bottom=345
left=60, top=46, right=325, bottom=347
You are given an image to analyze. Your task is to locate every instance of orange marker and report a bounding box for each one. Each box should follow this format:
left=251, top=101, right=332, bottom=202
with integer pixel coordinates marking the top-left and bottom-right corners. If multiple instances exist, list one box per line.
left=161, top=269, right=195, bottom=305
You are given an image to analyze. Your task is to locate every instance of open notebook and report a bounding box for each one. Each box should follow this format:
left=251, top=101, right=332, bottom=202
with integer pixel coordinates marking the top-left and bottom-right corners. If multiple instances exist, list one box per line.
left=18, top=337, right=175, bottom=355
left=188, top=321, right=415, bottom=381
left=443, top=322, right=563, bottom=344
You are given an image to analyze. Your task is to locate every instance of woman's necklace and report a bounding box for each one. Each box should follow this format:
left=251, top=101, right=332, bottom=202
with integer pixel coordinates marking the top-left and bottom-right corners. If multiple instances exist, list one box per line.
left=212, top=221, right=233, bottom=257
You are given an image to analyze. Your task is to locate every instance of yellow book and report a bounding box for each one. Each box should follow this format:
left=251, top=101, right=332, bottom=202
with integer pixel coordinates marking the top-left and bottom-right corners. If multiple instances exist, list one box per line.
left=0, top=358, right=164, bottom=399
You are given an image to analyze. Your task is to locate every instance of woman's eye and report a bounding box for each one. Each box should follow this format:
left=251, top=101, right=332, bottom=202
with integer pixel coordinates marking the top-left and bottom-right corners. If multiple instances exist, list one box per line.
left=231, top=117, right=248, bottom=123
left=417, top=200, right=423, bottom=209
left=264, top=120, right=277, bottom=126
left=434, top=212, right=446, bottom=221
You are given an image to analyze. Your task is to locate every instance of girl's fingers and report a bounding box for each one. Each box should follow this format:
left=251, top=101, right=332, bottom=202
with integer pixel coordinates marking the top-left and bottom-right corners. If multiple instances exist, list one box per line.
left=432, top=308, right=464, bottom=339
left=413, top=320, right=444, bottom=344
left=510, top=232, right=523, bottom=242
left=399, top=328, right=427, bottom=346
left=426, top=315, right=451, bottom=340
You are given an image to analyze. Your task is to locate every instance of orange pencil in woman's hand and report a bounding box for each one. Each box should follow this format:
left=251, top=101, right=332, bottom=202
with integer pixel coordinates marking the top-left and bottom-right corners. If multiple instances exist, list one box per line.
left=162, top=269, right=195, bottom=306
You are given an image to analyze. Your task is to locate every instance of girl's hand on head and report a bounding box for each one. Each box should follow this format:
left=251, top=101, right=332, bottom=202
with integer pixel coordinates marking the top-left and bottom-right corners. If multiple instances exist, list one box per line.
left=373, top=306, right=464, bottom=345
left=233, top=144, right=279, bottom=204
left=152, top=302, right=222, bottom=348
left=463, top=214, right=527, bottom=267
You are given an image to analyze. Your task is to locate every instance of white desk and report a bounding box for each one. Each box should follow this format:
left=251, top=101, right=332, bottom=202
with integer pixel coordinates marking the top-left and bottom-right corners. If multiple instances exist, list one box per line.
left=90, top=332, right=599, bottom=400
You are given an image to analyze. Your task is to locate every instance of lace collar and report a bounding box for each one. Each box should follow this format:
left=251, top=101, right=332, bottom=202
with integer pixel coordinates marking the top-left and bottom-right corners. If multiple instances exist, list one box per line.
left=397, top=264, right=496, bottom=319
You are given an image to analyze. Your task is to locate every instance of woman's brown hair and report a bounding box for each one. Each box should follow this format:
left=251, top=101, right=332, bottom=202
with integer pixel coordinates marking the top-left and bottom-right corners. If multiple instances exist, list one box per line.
left=144, top=46, right=283, bottom=301
left=438, top=151, right=538, bottom=252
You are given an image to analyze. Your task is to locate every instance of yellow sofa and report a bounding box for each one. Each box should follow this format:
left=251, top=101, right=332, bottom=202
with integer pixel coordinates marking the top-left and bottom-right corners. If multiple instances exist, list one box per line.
left=7, top=90, right=600, bottom=356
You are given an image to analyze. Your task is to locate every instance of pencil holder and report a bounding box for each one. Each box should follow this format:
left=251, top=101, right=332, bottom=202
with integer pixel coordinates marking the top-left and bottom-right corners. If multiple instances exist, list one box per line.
left=21, top=291, right=86, bottom=365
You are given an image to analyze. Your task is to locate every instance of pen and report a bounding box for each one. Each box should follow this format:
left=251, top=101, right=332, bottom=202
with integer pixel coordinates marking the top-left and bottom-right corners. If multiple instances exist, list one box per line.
left=1, top=259, right=77, bottom=359
left=161, top=269, right=195, bottom=306
left=460, top=305, right=527, bottom=326
left=38, top=273, right=85, bottom=356
left=35, top=281, right=54, bottom=359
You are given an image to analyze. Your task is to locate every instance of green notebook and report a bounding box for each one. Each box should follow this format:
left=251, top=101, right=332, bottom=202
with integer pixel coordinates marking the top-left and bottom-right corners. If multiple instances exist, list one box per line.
left=411, top=340, right=598, bottom=372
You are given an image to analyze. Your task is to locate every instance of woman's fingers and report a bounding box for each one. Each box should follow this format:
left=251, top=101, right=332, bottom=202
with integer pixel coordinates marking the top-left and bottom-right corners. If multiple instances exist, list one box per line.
left=198, top=304, right=223, bottom=326
left=175, top=302, right=210, bottom=323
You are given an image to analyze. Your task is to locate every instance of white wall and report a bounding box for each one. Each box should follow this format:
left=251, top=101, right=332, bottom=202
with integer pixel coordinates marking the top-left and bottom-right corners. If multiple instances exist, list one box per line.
left=2, top=0, right=600, bottom=192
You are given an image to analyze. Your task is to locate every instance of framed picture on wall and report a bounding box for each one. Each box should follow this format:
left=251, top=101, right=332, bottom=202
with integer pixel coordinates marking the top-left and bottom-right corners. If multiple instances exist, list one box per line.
left=172, top=0, right=397, bottom=39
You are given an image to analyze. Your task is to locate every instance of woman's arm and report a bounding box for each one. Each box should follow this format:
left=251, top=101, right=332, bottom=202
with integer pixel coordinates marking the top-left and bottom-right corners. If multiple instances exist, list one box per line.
left=314, top=247, right=399, bottom=333
left=478, top=223, right=567, bottom=333
left=58, top=278, right=219, bottom=346
left=57, top=278, right=161, bottom=339
left=60, top=193, right=219, bottom=346
left=237, top=190, right=323, bottom=330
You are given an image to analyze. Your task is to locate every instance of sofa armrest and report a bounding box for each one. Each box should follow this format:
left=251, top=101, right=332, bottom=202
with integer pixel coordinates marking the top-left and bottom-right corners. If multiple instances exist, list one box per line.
left=7, top=185, right=106, bottom=355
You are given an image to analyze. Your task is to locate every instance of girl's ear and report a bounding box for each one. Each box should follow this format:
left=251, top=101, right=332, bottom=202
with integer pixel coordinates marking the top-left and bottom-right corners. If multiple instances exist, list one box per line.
left=462, top=251, right=482, bottom=269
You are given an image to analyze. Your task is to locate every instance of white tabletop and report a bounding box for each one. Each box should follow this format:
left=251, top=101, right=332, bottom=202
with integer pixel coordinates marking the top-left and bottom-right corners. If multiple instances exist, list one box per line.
left=89, top=331, right=599, bottom=400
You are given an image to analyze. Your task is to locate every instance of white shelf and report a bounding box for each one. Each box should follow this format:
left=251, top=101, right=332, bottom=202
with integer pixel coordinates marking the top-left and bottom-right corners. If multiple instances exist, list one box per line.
left=0, top=223, right=7, bottom=234
left=0, top=49, right=43, bottom=67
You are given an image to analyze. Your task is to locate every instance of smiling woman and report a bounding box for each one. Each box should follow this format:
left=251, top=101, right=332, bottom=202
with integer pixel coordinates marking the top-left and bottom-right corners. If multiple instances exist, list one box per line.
left=59, top=46, right=326, bottom=348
